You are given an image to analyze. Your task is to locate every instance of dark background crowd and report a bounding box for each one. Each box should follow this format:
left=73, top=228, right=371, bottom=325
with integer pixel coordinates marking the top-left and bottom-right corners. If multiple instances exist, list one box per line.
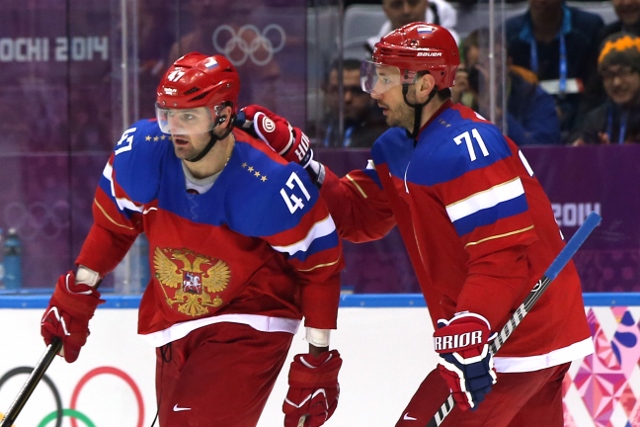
left=0, top=0, right=638, bottom=294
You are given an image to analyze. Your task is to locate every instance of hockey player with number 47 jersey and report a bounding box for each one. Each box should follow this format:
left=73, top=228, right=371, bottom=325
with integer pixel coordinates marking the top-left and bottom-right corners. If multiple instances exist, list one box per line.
left=241, top=23, right=594, bottom=427
left=40, top=53, right=345, bottom=427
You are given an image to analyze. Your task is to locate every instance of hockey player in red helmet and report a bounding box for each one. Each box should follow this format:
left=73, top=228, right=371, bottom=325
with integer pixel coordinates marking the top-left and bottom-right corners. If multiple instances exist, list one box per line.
left=241, top=23, right=593, bottom=426
left=155, top=53, right=240, bottom=162
left=40, top=52, right=344, bottom=427
left=360, top=22, right=460, bottom=137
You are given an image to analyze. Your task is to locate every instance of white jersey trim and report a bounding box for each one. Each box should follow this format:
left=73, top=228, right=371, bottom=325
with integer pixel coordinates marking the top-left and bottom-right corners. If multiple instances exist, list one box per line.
left=140, top=313, right=302, bottom=347
left=103, top=161, right=143, bottom=213
left=493, top=337, right=594, bottom=373
left=271, top=214, right=336, bottom=255
left=446, top=177, right=524, bottom=222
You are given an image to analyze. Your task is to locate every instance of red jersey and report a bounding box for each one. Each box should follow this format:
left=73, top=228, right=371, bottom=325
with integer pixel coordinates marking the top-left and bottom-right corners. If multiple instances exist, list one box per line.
left=76, top=119, right=343, bottom=346
left=320, top=101, right=592, bottom=373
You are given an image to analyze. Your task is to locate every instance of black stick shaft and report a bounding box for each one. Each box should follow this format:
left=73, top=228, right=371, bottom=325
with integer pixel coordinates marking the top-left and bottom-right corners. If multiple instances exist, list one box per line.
left=0, top=338, right=61, bottom=427
left=425, top=212, right=601, bottom=427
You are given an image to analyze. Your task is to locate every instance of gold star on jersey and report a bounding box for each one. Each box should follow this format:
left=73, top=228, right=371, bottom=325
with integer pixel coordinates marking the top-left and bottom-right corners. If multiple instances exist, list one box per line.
left=153, top=247, right=231, bottom=316
left=242, top=162, right=267, bottom=182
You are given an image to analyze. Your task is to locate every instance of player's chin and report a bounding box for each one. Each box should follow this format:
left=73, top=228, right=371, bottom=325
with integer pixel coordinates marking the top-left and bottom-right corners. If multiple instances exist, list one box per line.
left=384, top=114, right=400, bottom=127
left=173, top=144, right=194, bottom=158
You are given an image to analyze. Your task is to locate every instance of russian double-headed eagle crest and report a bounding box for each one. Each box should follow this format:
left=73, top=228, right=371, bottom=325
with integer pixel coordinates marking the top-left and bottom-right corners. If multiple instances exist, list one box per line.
left=153, top=247, right=231, bottom=317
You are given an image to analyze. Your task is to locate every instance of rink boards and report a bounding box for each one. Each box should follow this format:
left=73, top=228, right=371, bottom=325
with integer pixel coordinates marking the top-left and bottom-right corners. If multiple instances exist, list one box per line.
left=0, top=293, right=639, bottom=426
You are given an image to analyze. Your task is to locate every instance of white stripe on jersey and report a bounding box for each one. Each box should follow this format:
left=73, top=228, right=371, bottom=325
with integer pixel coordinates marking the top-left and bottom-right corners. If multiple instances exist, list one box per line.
left=103, top=162, right=144, bottom=213
left=493, top=337, right=594, bottom=373
left=141, top=313, right=301, bottom=347
left=518, top=150, right=535, bottom=177
left=271, top=214, right=336, bottom=255
left=446, top=177, right=525, bottom=222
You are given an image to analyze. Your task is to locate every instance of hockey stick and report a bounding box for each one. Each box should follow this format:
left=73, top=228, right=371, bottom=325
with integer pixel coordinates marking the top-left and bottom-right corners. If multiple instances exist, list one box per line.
left=426, top=211, right=601, bottom=427
left=0, top=338, right=62, bottom=427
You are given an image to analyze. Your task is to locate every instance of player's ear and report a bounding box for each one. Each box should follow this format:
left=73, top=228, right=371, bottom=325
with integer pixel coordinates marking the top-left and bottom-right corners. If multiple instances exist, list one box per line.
left=216, top=105, right=234, bottom=126
left=416, top=73, right=436, bottom=103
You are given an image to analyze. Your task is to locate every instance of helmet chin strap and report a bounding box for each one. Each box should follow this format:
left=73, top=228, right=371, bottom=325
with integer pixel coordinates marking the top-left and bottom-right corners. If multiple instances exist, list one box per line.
left=402, top=84, right=438, bottom=140
left=186, top=114, right=236, bottom=163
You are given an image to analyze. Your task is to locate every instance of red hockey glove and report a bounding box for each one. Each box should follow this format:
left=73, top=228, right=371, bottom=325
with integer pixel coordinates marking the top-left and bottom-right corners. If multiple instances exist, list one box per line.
left=41, top=271, right=104, bottom=363
left=283, top=350, right=342, bottom=427
left=238, top=105, right=313, bottom=168
left=433, top=312, right=497, bottom=411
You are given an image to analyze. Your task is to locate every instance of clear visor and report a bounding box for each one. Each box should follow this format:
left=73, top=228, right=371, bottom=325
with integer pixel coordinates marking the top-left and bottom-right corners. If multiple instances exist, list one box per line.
left=155, top=105, right=215, bottom=135
left=360, top=61, right=417, bottom=95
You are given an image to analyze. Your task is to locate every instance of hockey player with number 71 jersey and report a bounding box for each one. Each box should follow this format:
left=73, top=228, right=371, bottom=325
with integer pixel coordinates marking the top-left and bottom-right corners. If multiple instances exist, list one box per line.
left=241, top=23, right=594, bottom=427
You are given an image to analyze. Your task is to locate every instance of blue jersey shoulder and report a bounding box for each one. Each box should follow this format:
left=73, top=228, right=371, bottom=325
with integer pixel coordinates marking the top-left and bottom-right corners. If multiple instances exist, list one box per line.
left=410, top=108, right=513, bottom=186
left=111, top=119, right=172, bottom=203
left=371, top=127, right=414, bottom=178
left=225, top=140, right=322, bottom=238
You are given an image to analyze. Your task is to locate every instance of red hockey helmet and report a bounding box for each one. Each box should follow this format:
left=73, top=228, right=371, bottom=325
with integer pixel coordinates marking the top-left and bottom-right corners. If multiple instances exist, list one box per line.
left=156, top=53, right=240, bottom=134
left=361, top=23, right=460, bottom=94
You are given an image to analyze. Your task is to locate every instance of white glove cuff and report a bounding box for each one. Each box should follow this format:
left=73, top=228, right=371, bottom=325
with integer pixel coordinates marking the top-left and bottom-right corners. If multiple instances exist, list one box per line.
left=437, top=311, right=492, bottom=329
left=76, top=265, right=101, bottom=287
left=305, top=327, right=331, bottom=348
left=453, top=311, right=491, bottom=329
left=306, top=159, right=325, bottom=188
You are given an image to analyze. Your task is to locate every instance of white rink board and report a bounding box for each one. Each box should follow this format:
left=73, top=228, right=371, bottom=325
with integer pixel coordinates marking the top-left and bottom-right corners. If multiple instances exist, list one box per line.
left=0, top=305, right=639, bottom=426
left=0, top=307, right=433, bottom=427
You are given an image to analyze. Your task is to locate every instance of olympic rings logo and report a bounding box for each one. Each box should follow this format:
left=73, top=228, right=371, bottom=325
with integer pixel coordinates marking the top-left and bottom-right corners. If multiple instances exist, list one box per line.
left=3, top=201, right=70, bottom=241
left=0, top=366, right=144, bottom=426
left=212, top=24, right=286, bottom=67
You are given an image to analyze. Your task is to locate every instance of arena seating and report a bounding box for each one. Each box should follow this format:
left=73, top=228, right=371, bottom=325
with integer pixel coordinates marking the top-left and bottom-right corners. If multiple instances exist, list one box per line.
left=343, top=1, right=618, bottom=54
left=306, top=1, right=618, bottom=120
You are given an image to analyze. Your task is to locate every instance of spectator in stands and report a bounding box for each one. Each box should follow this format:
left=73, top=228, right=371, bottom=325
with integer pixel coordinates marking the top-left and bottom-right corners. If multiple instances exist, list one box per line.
left=505, top=0, right=604, bottom=142
left=457, top=28, right=562, bottom=146
left=578, top=0, right=640, bottom=115
left=321, top=59, right=388, bottom=147
left=601, top=0, right=640, bottom=44
left=569, top=32, right=640, bottom=145
left=366, top=0, right=460, bottom=54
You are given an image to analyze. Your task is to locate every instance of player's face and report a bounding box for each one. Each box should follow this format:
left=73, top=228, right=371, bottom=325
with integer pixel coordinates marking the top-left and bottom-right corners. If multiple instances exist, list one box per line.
left=361, top=62, right=406, bottom=95
left=371, top=81, right=416, bottom=130
left=156, top=106, right=214, bottom=135
left=170, top=128, right=212, bottom=160
left=155, top=106, right=215, bottom=159
left=363, top=63, right=416, bottom=129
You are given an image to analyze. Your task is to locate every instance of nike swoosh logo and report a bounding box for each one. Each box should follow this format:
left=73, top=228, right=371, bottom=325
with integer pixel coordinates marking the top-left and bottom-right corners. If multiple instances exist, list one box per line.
left=403, top=412, right=417, bottom=421
left=143, top=207, right=157, bottom=215
left=173, top=404, right=191, bottom=412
